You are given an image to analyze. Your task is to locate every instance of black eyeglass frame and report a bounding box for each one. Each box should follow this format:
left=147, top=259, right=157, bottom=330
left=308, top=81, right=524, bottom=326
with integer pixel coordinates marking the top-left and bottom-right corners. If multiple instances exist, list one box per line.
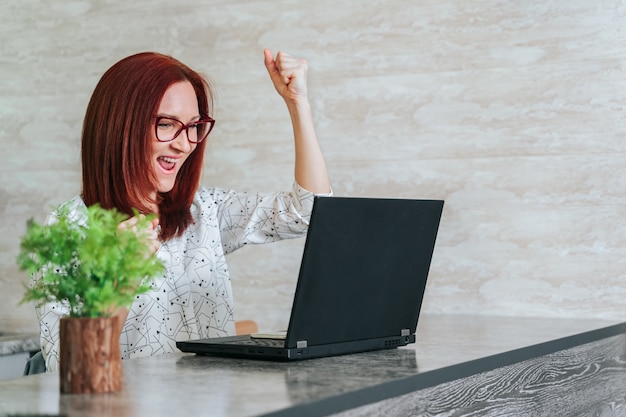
left=154, top=116, right=216, bottom=144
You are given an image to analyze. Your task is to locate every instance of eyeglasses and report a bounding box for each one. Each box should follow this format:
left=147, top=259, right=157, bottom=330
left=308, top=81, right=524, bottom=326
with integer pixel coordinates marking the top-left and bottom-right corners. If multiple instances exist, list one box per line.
left=154, top=116, right=215, bottom=143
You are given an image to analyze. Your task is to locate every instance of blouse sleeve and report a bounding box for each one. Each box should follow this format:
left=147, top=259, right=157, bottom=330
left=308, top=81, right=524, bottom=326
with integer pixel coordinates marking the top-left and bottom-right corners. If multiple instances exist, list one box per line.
left=205, top=182, right=332, bottom=255
left=36, top=299, right=68, bottom=372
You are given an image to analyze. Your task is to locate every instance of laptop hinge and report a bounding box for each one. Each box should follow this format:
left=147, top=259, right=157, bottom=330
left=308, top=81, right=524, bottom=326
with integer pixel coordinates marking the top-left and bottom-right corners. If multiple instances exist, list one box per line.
left=297, top=340, right=308, bottom=348
left=401, top=329, right=410, bottom=336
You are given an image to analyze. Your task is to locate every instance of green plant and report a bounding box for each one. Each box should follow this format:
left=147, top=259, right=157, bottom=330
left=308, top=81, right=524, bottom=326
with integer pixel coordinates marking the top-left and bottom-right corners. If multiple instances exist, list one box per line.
left=17, top=204, right=164, bottom=317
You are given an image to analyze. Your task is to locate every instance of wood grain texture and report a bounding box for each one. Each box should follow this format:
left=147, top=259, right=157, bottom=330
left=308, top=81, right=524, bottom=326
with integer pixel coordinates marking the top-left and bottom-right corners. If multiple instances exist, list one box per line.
left=59, top=316, right=122, bottom=394
left=333, top=334, right=626, bottom=417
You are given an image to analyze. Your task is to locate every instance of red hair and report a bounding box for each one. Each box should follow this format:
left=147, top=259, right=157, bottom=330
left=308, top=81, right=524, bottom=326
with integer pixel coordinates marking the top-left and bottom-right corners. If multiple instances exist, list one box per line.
left=81, top=52, right=214, bottom=240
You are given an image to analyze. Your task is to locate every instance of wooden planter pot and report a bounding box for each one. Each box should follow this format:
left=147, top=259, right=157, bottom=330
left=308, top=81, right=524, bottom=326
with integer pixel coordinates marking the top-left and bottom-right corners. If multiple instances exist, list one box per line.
left=59, top=316, right=122, bottom=394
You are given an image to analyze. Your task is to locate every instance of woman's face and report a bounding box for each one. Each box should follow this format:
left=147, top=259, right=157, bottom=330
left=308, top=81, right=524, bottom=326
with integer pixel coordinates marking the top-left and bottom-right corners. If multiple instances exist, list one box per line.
left=151, top=81, right=199, bottom=197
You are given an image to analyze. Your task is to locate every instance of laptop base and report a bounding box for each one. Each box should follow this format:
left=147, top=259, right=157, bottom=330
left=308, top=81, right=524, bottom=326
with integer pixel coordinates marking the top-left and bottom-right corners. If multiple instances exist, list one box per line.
left=177, top=334, right=416, bottom=361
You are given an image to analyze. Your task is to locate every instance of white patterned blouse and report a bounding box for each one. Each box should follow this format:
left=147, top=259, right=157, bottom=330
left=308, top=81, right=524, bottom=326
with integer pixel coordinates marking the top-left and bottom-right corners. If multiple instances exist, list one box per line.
left=37, top=182, right=327, bottom=372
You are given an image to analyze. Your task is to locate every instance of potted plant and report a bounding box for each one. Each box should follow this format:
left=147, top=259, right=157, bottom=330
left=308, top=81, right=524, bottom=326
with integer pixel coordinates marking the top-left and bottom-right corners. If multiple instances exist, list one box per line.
left=17, top=203, right=164, bottom=394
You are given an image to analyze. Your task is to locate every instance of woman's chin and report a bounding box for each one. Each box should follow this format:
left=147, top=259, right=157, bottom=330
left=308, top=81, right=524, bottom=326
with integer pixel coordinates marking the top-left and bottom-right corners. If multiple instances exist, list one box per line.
left=157, top=181, right=176, bottom=194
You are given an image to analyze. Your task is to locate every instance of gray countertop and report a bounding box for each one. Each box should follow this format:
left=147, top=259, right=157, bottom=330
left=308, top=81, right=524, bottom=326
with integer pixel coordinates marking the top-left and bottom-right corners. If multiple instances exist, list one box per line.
left=0, top=332, right=39, bottom=356
left=0, top=315, right=623, bottom=417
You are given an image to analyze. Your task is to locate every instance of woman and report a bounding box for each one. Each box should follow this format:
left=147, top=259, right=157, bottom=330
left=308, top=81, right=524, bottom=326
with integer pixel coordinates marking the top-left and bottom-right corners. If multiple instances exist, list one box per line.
left=37, top=49, right=331, bottom=371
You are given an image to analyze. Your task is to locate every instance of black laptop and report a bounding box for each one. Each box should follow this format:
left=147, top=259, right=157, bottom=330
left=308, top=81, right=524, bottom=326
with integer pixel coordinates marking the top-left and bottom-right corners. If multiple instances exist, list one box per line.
left=176, top=196, right=444, bottom=361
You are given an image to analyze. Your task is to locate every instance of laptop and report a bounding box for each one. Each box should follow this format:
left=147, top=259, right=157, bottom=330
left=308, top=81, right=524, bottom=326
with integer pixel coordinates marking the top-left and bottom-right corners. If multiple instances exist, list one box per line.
left=176, top=196, right=444, bottom=361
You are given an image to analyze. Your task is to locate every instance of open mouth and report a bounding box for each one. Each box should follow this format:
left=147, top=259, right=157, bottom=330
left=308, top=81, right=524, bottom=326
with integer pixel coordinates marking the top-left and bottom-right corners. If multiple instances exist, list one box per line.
left=157, top=156, right=177, bottom=172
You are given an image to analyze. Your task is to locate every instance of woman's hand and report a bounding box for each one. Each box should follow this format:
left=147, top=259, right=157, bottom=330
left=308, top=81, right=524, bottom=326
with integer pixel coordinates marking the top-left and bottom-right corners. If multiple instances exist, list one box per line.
left=262, top=48, right=331, bottom=195
left=264, top=49, right=309, bottom=106
left=118, top=215, right=160, bottom=256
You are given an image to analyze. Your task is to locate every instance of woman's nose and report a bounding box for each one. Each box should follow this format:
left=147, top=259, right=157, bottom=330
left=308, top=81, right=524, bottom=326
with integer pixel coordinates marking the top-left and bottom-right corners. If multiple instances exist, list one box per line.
left=170, top=131, right=193, bottom=152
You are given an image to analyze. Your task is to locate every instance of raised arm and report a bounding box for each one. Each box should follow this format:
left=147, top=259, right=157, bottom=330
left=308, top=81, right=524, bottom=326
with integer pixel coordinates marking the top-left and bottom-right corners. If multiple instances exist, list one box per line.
left=263, top=49, right=331, bottom=194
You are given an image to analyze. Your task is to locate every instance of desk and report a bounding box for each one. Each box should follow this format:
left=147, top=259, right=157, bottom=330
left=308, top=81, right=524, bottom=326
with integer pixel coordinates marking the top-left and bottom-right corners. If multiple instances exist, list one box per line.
left=1, top=315, right=624, bottom=417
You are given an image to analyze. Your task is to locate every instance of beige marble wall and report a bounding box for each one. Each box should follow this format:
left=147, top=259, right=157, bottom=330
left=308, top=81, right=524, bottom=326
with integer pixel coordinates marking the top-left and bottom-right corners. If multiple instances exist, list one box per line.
left=1, top=0, right=625, bottom=333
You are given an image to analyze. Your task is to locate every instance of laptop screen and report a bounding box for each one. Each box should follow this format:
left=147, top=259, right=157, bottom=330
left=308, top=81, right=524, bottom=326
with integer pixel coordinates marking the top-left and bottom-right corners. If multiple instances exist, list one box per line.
left=284, top=196, right=444, bottom=348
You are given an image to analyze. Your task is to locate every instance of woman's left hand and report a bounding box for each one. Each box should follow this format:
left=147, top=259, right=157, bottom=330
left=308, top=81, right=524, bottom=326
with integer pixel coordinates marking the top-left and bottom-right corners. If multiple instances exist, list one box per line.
left=264, top=49, right=309, bottom=105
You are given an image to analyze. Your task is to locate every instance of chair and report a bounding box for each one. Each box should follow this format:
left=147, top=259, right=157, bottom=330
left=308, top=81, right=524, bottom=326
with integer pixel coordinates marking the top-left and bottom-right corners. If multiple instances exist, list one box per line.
left=23, top=350, right=45, bottom=375
left=235, top=319, right=258, bottom=335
